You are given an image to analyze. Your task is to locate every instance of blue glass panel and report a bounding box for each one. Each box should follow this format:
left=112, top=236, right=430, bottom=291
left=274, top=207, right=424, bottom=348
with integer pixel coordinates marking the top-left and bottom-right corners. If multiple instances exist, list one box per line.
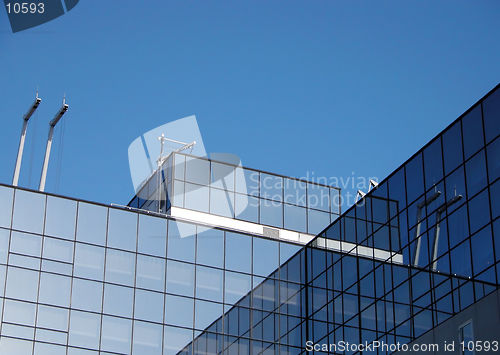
left=284, top=179, right=306, bottom=207
left=224, top=271, right=251, bottom=305
left=445, top=165, right=466, bottom=213
left=235, top=168, right=259, bottom=196
left=134, top=289, right=164, bottom=323
left=0, top=186, right=14, bottom=229
left=260, top=173, right=283, bottom=202
left=225, top=232, right=251, bottom=273
left=44, top=196, right=77, bottom=240
left=465, top=150, right=487, bottom=198
left=138, top=214, right=167, bottom=257
left=388, top=168, right=406, bottom=211
left=68, top=310, right=101, bottom=350
left=196, top=266, right=223, bottom=302
left=103, top=283, right=134, bottom=318
left=71, top=278, right=103, bottom=312
left=487, top=136, right=500, bottom=183
left=167, top=220, right=195, bottom=262
left=194, top=300, right=223, bottom=330
left=38, top=272, right=71, bottom=307
left=209, top=188, right=234, bottom=218
left=196, top=227, right=224, bottom=268
left=136, top=255, right=165, bottom=292
left=451, top=241, right=472, bottom=278
left=165, top=294, right=194, bottom=328
left=253, top=237, right=279, bottom=277
left=483, top=87, right=500, bottom=143
left=185, top=156, right=210, bottom=186
left=284, top=204, right=306, bottom=233
left=442, top=121, right=463, bottom=176
left=132, top=321, right=163, bottom=355
left=105, top=249, right=136, bottom=286
left=307, top=184, right=330, bottom=212
left=12, top=189, right=45, bottom=234
left=471, top=225, right=494, bottom=276
left=184, top=183, right=209, bottom=213
left=235, top=194, right=258, bottom=223
left=468, top=189, right=490, bottom=234
left=166, top=260, right=194, bottom=297
left=107, top=208, right=137, bottom=252
left=73, top=243, right=105, bottom=281
left=163, top=325, right=192, bottom=355
left=260, top=198, right=283, bottom=228
left=462, top=104, right=485, bottom=160
left=76, top=202, right=107, bottom=246
left=405, top=153, right=425, bottom=204
left=423, top=137, right=444, bottom=191
left=308, top=209, right=330, bottom=235
left=101, top=315, right=132, bottom=353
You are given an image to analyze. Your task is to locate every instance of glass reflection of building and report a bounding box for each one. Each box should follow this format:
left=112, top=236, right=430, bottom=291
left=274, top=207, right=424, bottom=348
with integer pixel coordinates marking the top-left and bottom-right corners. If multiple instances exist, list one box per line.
left=0, top=83, right=498, bottom=355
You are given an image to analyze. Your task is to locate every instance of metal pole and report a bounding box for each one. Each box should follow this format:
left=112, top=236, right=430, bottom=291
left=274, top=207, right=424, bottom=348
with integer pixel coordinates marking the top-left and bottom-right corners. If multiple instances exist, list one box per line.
left=39, top=100, right=68, bottom=192
left=12, top=94, right=42, bottom=186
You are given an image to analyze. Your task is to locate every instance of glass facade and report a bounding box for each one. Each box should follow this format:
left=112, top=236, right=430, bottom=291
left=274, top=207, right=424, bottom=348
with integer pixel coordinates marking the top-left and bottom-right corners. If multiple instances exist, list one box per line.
left=127, top=152, right=341, bottom=236
left=0, top=83, right=498, bottom=355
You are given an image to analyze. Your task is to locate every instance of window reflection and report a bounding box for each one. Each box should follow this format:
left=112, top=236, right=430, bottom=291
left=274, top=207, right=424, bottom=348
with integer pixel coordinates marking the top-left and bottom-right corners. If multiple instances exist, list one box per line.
left=166, top=260, right=194, bottom=297
left=76, top=202, right=107, bottom=246
left=132, top=321, right=163, bottom=355
left=225, top=232, right=251, bottom=273
left=103, top=283, right=134, bottom=318
left=105, top=249, right=136, bottom=286
left=71, top=278, right=103, bottom=313
left=196, top=227, right=224, bottom=268
left=100, top=316, right=132, bottom=354
left=167, top=220, right=195, bottom=262
left=196, top=266, right=223, bottom=302
left=253, top=237, right=279, bottom=277
left=165, top=294, right=194, bottom=328
left=107, top=208, right=137, bottom=252
left=74, top=243, right=105, bottom=281
left=134, top=289, right=164, bottom=323
left=68, top=310, right=101, bottom=350
left=12, top=189, right=45, bottom=235
left=0, top=186, right=14, bottom=229
left=136, top=255, right=165, bottom=292
left=45, top=196, right=77, bottom=240
left=138, top=214, right=167, bottom=257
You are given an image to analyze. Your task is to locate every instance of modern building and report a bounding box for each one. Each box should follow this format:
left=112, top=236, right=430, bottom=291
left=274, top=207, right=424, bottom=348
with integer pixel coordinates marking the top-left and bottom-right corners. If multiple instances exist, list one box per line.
left=0, top=83, right=499, bottom=355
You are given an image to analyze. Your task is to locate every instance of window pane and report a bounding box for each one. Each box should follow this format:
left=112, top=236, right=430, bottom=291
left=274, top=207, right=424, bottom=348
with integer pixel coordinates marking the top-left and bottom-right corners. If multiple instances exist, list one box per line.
left=105, top=249, right=136, bottom=286
left=284, top=179, right=306, bottom=207
left=260, top=173, right=283, bottom=201
left=37, top=305, right=69, bottom=331
left=103, top=284, right=134, bottom=318
left=12, top=189, right=45, bottom=234
left=225, top=232, right=251, bottom=273
left=235, top=194, right=258, bottom=223
left=468, top=189, right=490, bottom=234
left=423, top=137, right=444, bottom=191
left=138, top=214, right=167, bottom=257
left=38, top=272, right=71, bottom=307
left=465, top=149, right=487, bottom=198
left=45, top=196, right=77, bottom=240
left=225, top=271, right=251, bottom=305
left=76, top=202, right=107, bottom=246
left=68, top=310, right=101, bottom=350
left=253, top=237, right=279, bottom=277
left=209, top=188, right=234, bottom=218
left=307, top=184, right=330, bottom=212
left=471, top=225, right=494, bottom=276
left=487, top=137, right=500, bottom=183
left=136, top=255, right=165, bottom=292
left=71, top=278, right=103, bottom=312
left=0, top=228, right=9, bottom=264
left=134, top=289, right=164, bottom=323
left=483, top=86, right=500, bottom=143
left=132, top=321, right=163, bottom=355
left=10, top=231, right=42, bottom=257
left=107, top=208, right=137, bottom=252
left=196, top=227, right=224, bottom=268
left=101, top=316, right=132, bottom=354
left=308, top=209, right=330, bottom=235
left=3, top=299, right=36, bottom=326
left=34, top=343, right=67, bottom=355
left=184, top=183, right=209, bottom=213
left=195, top=299, right=223, bottom=330
left=0, top=338, right=33, bottom=355
left=196, top=266, right=223, bottom=302
left=284, top=204, right=306, bottom=233
left=462, top=104, right=484, bottom=160
left=166, top=260, right=194, bottom=297
left=163, top=325, right=192, bottom=355
left=0, top=186, right=14, bottom=229
left=174, top=154, right=185, bottom=180
left=164, top=294, right=194, bottom=328
left=42, top=237, right=73, bottom=263
left=405, top=153, right=424, bottom=204
left=260, top=199, right=283, bottom=228
left=74, top=243, right=105, bottom=281
left=185, top=156, right=210, bottom=185
left=211, top=161, right=235, bottom=191
left=5, top=266, right=39, bottom=302
left=167, top=220, right=195, bottom=262
left=235, top=168, right=259, bottom=196
left=442, top=121, right=463, bottom=176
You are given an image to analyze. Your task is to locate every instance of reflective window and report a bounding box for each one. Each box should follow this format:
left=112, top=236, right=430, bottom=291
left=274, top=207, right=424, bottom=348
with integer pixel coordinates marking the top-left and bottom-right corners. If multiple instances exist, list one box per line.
left=491, top=180, right=500, bottom=220
left=172, top=180, right=185, bottom=207
left=307, top=184, right=330, bottom=212
left=167, top=220, right=195, bottom=262
left=163, top=325, right=192, bottom=355
left=468, top=189, right=490, bottom=234
left=165, top=294, right=194, bottom=328
left=284, top=179, right=306, bottom=207
left=103, top=283, right=134, bottom=318
left=174, top=154, right=185, bottom=180
left=5, top=266, right=39, bottom=302
left=308, top=209, right=330, bottom=235
left=76, top=202, right=107, bottom=246
left=107, top=208, right=137, bottom=252
left=235, top=168, right=259, bottom=196
left=138, top=214, right=167, bottom=257
left=224, top=271, right=251, bottom=305
left=260, top=198, right=283, bottom=228
left=445, top=166, right=466, bottom=214
left=44, top=196, right=77, bottom=240
left=101, top=316, right=132, bottom=354
left=260, top=173, right=283, bottom=201
left=405, top=153, right=424, bottom=204
left=134, top=289, right=164, bottom=323
left=211, top=161, right=235, bottom=191
left=0, top=228, right=9, bottom=264
left=423, top=137, right=444, bottom=191
left=442, top=121, right=463, bottom=176
left=38, top=272, right=71, bottom=307
left=0, top=337, right=33, bottom=355
left=132, top=321, right=163, bottom=355
left=71, top=278, right=103, bottom=312
left=185, top=156, right=210, bottom=185
left=105, top=249, right=136, bottom=286
left=3, top=299, right=36, bottom=326
left=450, top=241, right=472, bottom=278
left=68, top=310, right=101, bottom=350
left=209, top=188, right=234, bottom=218
left=465, top=150, right=487, bottom=198
left=487, top=137, right=500, bottom=183
left=10, top=231, right=42, bottom=257
left=166, top=260, right=194, bottom=297
left=0, top=186, right=14, bottom=229
left=483, top=87, right=500, bottom=143
left=12, top=189, right=45, bottom=234
left=253, top=237, right=279, bottom=277
left=196, top=266, right=223, bottom=302
left=37, top=305, right=69, bottom=331
left=225, top=232, right=251, bottom=273
left=462, top=104, right=484, bottom=160
left=235, top=194, right=258, bottom=223
left=136, top=255, right=165, bottom=292
left=184, top=183, right=209, bottom=213
left=74, top=243, right=105, bottom=281
left=42, top=237, right=73, bottom=263
left=471, top=225, right=494, bottom=276
left=196, top=227, right=224, bottom=268
left=284, top=204, right=306, bottom=233
left=195, top=299, right=223, bottom=330
left=34, top=343, right=67, bottom=355
left=331, top=189, right=341, bottom=215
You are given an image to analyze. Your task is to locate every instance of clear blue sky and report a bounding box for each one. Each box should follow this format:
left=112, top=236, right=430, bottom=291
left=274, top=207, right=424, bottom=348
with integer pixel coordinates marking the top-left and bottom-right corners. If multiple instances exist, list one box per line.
left=1, top=1, right=499, bottom=209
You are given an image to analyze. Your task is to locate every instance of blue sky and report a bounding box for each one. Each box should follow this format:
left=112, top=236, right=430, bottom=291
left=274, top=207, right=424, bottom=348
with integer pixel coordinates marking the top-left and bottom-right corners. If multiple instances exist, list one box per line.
left=1, top=1, right=499, bottom=209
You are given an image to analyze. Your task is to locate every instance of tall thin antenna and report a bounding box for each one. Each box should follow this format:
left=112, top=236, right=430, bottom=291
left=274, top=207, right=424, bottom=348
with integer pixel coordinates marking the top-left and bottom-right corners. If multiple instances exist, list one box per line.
left=39, top=96, right=69, bottom=192
left=12, top=91, right=42, bottom=186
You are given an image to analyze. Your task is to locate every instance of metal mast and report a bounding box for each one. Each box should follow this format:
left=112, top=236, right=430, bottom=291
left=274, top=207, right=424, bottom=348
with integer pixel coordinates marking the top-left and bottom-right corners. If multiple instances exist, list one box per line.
left=12, top=92, right=42, bottom=186
left=39, top=98, right=68, bottom=192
